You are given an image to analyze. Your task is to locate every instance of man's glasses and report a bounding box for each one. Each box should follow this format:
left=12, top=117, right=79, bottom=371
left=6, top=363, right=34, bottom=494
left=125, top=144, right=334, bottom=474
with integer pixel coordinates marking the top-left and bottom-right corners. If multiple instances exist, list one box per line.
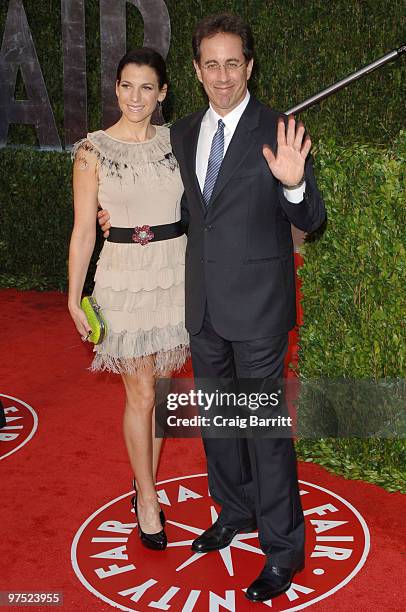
left=201, top=61, right=247, bottom=73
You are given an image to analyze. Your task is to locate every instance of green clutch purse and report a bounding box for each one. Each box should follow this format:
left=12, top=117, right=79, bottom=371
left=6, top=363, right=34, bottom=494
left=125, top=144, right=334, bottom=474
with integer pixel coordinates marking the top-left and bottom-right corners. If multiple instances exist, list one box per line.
left=80, top=296, right=107, bottom=344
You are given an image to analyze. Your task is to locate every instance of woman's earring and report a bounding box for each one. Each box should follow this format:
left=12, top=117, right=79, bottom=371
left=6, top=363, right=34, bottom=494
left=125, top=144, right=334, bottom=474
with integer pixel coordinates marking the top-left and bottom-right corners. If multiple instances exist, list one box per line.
left=153, top=100, right=165, bottom=125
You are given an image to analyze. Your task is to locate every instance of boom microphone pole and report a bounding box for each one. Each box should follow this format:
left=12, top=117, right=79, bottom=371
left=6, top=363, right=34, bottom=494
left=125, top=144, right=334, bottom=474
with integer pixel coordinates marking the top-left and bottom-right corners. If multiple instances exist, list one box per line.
left=285, top=44, right=406, bottom=115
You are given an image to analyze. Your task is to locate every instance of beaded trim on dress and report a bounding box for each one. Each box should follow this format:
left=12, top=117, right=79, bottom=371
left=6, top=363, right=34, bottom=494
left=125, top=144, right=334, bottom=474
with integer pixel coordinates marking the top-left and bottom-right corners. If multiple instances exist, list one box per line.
left=71, top=126, right=178, bottom=180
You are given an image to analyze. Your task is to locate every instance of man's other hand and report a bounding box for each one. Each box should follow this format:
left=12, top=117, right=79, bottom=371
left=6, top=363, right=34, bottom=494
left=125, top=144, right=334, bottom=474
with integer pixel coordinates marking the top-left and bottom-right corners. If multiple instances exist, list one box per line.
left=97, top=209, right=111, bottom=238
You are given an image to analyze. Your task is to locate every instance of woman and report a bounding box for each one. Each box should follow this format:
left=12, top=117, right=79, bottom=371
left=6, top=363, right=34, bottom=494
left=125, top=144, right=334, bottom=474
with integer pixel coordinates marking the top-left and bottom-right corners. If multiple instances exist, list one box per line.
left=68, top=48, right=188, bottom=550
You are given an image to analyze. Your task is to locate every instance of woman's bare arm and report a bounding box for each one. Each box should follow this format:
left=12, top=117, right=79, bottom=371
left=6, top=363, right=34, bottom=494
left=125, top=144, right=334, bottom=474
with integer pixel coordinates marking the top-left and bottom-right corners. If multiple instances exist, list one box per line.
left=68, top=146, right=99, bottom=337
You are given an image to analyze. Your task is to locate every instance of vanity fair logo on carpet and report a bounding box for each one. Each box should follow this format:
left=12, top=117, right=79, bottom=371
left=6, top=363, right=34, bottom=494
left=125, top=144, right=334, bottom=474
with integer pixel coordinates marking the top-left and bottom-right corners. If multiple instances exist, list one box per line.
left=0, top=394, right=38, bottom=460
left=72, top=474, right=370, bottom=611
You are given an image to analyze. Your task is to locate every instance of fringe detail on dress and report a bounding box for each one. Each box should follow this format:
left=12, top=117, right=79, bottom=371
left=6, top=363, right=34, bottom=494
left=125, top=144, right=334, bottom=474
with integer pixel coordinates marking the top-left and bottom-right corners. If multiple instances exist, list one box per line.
left=91, top=343, right=190, bottom=376
left=71, top=126, right=178, bottom=181
left=90, top=321, right=190, bottom=376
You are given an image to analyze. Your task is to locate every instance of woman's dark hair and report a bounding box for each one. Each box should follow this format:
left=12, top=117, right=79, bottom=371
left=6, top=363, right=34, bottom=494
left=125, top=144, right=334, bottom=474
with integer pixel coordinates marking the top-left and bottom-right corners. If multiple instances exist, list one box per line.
left=192, top=13, right=254, bottom=63
left=116, top=47, right=168, bottom=89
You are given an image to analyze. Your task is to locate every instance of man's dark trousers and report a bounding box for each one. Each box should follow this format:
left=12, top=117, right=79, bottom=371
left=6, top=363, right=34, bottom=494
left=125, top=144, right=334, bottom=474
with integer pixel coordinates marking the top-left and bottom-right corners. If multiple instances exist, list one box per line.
left=190, top=306, right=305, bottom=569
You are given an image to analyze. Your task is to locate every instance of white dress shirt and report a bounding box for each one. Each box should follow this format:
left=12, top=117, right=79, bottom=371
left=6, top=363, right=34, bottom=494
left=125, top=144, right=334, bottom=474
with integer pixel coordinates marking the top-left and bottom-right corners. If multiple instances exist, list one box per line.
left=195, top=90, right=306, bottom=203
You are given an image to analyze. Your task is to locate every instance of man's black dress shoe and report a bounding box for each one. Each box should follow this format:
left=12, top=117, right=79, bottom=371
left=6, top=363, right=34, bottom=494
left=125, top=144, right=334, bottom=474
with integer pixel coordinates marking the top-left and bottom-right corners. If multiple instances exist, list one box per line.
left=245, top=559, right=304, bottom=601
left=191, top=519, right=257, bottom=553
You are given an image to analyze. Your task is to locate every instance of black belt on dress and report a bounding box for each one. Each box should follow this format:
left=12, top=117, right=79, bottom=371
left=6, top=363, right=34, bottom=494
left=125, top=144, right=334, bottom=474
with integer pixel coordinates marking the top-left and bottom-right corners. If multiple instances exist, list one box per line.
left=107, top=221, right=184, bottom=245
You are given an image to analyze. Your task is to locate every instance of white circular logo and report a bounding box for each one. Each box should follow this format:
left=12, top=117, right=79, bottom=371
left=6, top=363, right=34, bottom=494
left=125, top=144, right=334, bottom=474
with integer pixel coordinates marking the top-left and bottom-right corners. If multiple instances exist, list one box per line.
left=72, top=473, right=370, bottom=611
left=0, top=393, right=38, bottom=460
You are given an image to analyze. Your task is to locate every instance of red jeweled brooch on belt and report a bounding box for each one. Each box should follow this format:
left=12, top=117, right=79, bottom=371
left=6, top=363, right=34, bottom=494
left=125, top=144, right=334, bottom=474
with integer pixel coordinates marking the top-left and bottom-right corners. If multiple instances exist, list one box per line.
left=132, top=225, right=155, bottom=245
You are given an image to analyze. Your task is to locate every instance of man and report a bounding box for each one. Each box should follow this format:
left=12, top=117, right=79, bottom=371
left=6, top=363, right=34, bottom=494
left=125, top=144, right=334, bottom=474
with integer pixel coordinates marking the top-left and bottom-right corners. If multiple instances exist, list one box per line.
left=100, top=13, right=325, bottom=601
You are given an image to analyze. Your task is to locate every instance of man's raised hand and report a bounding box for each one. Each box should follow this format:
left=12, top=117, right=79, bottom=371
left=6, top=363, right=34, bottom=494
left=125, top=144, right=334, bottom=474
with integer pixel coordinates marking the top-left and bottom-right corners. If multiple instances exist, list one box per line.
left=262, top=115, right=311, bottom=187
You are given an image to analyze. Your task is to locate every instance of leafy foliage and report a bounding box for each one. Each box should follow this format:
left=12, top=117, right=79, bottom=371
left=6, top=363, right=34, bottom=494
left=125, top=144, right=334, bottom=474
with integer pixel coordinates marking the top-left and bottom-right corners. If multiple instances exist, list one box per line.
left=0, top=148, right=103, bottom=293
left=296, top=131, right=406, bottom=493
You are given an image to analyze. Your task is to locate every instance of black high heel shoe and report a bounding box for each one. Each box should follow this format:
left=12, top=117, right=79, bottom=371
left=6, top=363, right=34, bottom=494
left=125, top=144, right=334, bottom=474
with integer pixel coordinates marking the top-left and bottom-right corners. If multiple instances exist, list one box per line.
left=131, top=482, right=167, bottom=551
left=132, top=479, right=166, bottom=527
left=131, top=493, right=167, bottom=550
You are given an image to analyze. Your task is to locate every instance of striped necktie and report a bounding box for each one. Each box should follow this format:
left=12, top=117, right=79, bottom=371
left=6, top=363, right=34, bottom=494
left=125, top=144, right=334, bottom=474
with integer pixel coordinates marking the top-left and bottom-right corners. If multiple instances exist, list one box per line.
left=202, top=118, right=225, bottom=206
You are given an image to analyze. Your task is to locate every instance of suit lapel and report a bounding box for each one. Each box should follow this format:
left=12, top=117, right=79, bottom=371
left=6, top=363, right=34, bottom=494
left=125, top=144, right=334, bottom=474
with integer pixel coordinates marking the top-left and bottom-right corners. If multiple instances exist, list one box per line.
left=208, top=97, right=261, bottom=208
left=182, top=108, right=207, bottom=212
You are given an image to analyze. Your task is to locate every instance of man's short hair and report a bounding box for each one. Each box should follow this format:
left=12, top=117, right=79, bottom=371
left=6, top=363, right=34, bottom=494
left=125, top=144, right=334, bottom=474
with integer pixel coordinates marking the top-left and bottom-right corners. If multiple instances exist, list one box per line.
left=192, top=13, right=254, bottom=63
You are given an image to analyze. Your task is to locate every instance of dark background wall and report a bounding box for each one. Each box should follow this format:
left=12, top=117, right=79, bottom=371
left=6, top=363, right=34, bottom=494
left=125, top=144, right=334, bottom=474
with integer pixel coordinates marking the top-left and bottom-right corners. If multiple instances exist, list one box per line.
left=0, top=0, right=404, bottom=148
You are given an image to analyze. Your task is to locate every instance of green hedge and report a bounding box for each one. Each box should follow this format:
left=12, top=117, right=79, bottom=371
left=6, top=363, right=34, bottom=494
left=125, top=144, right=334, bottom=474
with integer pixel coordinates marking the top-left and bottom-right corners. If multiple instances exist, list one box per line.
left=0, top=149, right=74, bottom=291
left=296, top=131, right=406, bottom=493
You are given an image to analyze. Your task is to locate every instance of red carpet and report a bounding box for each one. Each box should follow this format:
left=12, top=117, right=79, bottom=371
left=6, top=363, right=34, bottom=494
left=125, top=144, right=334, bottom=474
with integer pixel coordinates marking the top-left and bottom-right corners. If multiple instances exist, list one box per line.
left=1, top=288, right=405, bottom=611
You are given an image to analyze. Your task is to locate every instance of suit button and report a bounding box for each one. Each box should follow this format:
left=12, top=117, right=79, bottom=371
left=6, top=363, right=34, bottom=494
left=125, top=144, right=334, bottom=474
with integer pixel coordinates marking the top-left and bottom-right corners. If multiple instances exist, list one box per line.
left=200, top=257, right=204, bottom=263
left=205, top=225, right=214, bottom=231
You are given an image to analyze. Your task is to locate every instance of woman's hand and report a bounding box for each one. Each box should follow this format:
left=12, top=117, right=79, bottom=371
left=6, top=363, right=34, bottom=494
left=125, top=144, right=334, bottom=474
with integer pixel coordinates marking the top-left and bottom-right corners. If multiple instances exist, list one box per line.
left=69, top=304, right=92, bottom=340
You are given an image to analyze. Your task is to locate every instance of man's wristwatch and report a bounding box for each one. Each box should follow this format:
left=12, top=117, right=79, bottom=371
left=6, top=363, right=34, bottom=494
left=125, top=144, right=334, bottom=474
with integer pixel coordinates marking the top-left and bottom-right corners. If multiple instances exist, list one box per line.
left=281, top=175, right=306, bottom=190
